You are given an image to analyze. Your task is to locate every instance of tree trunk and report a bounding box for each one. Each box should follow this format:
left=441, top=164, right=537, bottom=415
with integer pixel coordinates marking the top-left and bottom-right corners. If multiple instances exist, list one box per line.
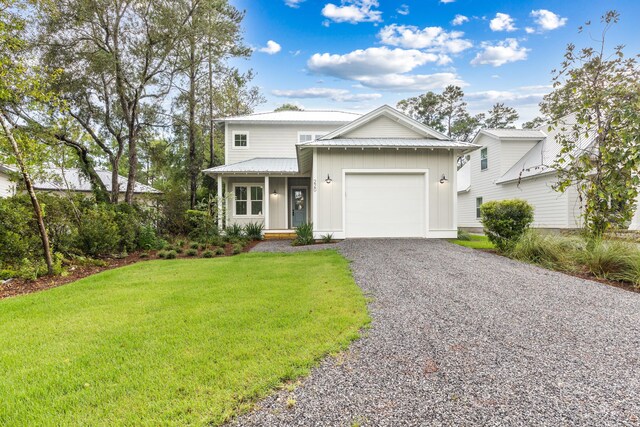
left=188, top=34, right=198, bottom=209
left=0, top=113, right=54, bottom=275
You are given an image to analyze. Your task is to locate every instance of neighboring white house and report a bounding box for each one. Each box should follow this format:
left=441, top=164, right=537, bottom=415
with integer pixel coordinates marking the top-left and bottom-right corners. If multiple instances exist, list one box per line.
left=0, top=165, right=16, bottom=197
left=458, top=123, right=640, bottom=231
left=0, top=166, right=161, bottom=203
left=203, top=105, right=479, bottom=239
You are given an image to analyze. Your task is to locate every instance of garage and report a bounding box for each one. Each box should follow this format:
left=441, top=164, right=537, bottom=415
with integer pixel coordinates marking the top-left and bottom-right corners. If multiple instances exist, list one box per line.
left=344, top=172, right=427, bottom=238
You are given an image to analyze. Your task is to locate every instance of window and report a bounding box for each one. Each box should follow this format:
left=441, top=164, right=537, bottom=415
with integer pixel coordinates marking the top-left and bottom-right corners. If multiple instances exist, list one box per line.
left=233, top=132, right=248, bottom=148
left=480, top=148, right=488, bottom=171
left=298, top=132, right=325, bottom=143
left=234, top=185, right=263, bottom=216
left=476, top=197, right=483, bottom=219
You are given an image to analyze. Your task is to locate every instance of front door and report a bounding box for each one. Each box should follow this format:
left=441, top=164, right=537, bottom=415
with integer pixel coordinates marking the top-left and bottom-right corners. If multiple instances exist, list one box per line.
left=291, top=187, right=308, bottom=228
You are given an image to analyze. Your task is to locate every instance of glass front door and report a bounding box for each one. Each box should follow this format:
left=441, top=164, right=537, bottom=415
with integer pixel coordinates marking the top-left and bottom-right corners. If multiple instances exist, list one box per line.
left=291, top=188, right=307, bottom=228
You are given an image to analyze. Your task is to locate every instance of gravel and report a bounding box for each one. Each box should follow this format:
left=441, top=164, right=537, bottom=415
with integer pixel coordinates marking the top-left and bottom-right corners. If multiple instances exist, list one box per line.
left=233, top=239, right=640, bottom=426
left=250, top=239, right=340, bottom=253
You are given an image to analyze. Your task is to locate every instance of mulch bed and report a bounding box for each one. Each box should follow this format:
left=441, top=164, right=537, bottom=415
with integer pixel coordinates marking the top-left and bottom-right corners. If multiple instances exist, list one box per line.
left=0, top=240, right=260, bottom=301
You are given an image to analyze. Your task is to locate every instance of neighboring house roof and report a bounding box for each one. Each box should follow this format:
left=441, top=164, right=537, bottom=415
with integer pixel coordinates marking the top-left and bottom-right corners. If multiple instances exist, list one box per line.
left=318, top=105, right=451, bottom=141
left=0, top=164, right=17, bottom=174
left=218, top=110, right=361, bottom=124
left=299, top=138, right=479, bottom=150
left=476, top=129, right=547, bottom=140
left=457, top=162, right=471, bottom=193
left=31, top=168, right=161, bottom=194
left=203, top=158, right=299, bottom=175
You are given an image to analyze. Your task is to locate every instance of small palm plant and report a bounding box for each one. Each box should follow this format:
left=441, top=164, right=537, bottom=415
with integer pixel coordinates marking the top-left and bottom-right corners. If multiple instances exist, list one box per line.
left=293, top=222, right=314, bottom=246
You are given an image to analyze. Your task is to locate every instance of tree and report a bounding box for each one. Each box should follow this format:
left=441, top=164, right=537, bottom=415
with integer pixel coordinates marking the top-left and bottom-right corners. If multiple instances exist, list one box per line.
left=541, top=10, right=640, bottom=237
left=484, top=103, right=519, bottom=128
left=439, top=85, right=467, bottom=137
left=274, top=103, right=302, bottom=112
left=397, top=91, right=444, bottom=133
left=451, top=112, right=485, bottom=142
left=522, top=116, right=546, bottom=129
left=0, top=1, right=55, bottom=274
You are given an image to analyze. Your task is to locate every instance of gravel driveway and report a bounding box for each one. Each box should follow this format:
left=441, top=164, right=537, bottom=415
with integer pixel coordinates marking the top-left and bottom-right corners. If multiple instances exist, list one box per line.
left=235, top=239, right=640, bottom=426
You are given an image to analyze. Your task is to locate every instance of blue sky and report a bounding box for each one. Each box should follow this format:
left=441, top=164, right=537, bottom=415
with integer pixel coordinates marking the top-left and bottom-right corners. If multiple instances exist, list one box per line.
left=231, top=0, right=639, bottom=122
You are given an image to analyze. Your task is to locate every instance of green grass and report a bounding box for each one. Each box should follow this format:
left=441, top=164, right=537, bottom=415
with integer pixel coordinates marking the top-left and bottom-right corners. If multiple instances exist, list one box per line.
left=449, top=234, right=495, bottom=249
left=0, top=251, right=369, bottom=426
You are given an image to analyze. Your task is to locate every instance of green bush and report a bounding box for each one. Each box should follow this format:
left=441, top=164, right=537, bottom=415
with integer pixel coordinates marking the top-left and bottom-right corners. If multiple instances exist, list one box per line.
left=456, top=230, right=472, bottom=241
left=510, top=230, right=583, bottom=271
left=186, top=249, right=198, bottom=257
left=185, top=209, right=219, bottom=243
left=201, top=250, right=214, bottom=258
left=244, top=221, right=264, bottom=241
left=175, top=247, right=183, bottom=254
left=76, top=205, right=120, bottom=257
left=165, top=250, right=177, bottom=259
left=293, top=223, right=314, bottom=246
left=0, top=197, right=42, bottom=266
left=215, top=247, right=225, bottom=255
left=480, top=199, right=534, bottom=252
left=225, top=223, right=244, bottom=239
left=232, top=243, right=244, bottom=255
left=138, top=225, right=163, bottom=250
left=190, top=242, right=199, bottom=250
left=157, top=250, right=168, bottom=258
left=320, top=233, right=333, bottom=243
left=139, top=252, right=149, bottom=258
left=573, top=239, right=639, bottom=282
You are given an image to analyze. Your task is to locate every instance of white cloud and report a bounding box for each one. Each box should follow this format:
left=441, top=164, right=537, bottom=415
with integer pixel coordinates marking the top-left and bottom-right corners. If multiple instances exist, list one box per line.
left=290, top=50, right=302, bottom=56
left=378, top=24, right=472, bottom=54
left=466, top=85, right=550, bottom=123
left=530, top=9, right=567, bottom=31
left=272, top=87, right=382, bottom=102
left=451, top=14, right=469, bottom=26
left=307, top=46, right=465, bottom=91
left=397, top=4, right=409, bottom=15
left=284, top=0, right=305, bottom=7
left=471, top=38, right=528, bottom=67
left=440, top=0, right=455, bottom=3
left=321, top=0, right=382, bottom=24
left=525, top=27, right=535, bottom=34
left=259, top=40, right=282, bottom=55
left=490, top=13, right=516, bottom=32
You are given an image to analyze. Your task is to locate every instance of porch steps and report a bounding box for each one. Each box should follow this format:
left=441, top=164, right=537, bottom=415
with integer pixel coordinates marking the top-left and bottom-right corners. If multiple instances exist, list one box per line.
left=264, top=231, right=296, bottom=240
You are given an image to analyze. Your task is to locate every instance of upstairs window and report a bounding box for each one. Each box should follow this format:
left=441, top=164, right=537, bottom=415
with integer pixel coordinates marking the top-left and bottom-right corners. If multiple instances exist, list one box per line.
left=233, top=132, right=248, bottom=148
left=298, top=132, right=325, bottom=143
left=234, top=185, right=263, bottom=216
left=476, top=197, right=483, bottom=219
left=480, top=148, right=488, bottom=171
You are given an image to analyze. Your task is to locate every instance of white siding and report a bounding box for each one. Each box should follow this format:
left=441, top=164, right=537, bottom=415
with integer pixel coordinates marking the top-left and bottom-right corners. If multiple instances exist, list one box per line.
left=499, top=139, right=538, bottom=174
left=343, top=115, right=423, bottom=139
left=0, top=172, right=14, bottom=197
left=225, top=123, right=339, bottom=164
left=631, top=194, right=640, bottom=231
left=458, top=134, right=570, bottom=229
left=316, top=148, right=456, bottom=235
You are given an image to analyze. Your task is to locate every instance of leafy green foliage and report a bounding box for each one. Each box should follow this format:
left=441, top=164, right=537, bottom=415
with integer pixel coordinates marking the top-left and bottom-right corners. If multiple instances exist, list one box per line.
left=225, top=223, right=244, bottom=238
left=201, top=250, right=214, bottom=258
left=165, top=250, right=177, bottom=259
left=480, top=199, right=534, bottom=252
left=449, top=234, right=495, bottom=250
left=294, top=222, right=315, bottom=246
left=541, top=11, right=640, bottom=238
left=483, top=103, right=519, bottom=128
left=456, top=230, right=472, bottom=241
left=185, top=249, right=198, bottom=257
left=215, top=247, right=225, bottom=255
left=232, top=243, right=244, bottom=254
left=75, top=205, right=120, bottom=257
left=320, top=233, right=334, bottom=243
left=509, top=230, right=583, bottom=271
left=244, top=221, right=264, bottom=240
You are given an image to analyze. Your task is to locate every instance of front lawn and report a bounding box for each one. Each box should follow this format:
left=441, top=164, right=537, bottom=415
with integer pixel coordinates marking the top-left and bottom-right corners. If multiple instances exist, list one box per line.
left=0, top=251, right=369, bottom=426
left=449, top=234, right=495, bottom=250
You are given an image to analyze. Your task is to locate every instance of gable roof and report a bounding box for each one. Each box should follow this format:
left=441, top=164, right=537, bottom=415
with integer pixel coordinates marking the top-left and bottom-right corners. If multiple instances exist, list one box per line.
left=317, top=105, right=450, bottom=141
left=476, top=129, right=547, bottom=140
left=203, top=158, right=299, bottom=175
left=219, top=110, right=361, bottom=124
left=31, top=168, right=161, bottom=194
left=299, top=138, right=478, bottom=150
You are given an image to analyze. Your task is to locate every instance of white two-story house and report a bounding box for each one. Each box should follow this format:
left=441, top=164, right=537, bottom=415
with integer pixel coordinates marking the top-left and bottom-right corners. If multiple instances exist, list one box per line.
left=457, top=123, right=640, bottom=231
left=203, top=105, right=479, bottom=239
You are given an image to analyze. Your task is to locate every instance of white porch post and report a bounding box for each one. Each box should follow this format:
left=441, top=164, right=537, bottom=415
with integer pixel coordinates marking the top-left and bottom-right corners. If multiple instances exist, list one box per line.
left=264, top=176, right=270, bottom=229
left=217, top=175, right=223, bottom=228
left=284, top=177, right=289, bottom=229
left=312, top=148, right=318, bottom=235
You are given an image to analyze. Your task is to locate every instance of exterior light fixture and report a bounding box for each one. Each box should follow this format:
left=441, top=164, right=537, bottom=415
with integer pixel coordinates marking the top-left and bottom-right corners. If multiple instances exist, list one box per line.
left=272, top=188, right=278, bottom=196
left=325, top=174, right=332, bottom=184
left=439, top=174, right=448, bottom=184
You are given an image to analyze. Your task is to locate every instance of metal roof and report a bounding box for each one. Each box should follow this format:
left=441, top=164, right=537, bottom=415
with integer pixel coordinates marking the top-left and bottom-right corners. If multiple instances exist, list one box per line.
left=31, top=168, right=161, bottom=194
left=0, top=164, right=17, bottom=174
left=219, top=110, right=361, bottom=124
left=203, top=158, right=300, bottom=175
left=479, top=129, right=547, bottom=139
left=298, top=138, right=480, bottom=151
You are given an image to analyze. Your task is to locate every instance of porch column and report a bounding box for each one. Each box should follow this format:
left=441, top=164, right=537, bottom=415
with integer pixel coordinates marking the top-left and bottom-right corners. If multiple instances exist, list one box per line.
left=264, top=176, right=270, bottom=229
left=217, top=175, right=223, bottom=228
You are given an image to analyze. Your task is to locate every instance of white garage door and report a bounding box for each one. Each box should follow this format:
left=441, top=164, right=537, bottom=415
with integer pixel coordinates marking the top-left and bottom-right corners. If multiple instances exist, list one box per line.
left=345, top=173, right=426, bottom=238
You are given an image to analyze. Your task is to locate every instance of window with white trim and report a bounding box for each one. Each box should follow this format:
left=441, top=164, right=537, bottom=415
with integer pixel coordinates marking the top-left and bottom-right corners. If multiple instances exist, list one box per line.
left=234, top=185, right=263, bottom=216
left=233, top=132, right=248, bottom=148
left=480, top=148, right=488, bottom=171
left=298, top=132, right=325, bottom=143
left=476, top=197, right=483, bottom=219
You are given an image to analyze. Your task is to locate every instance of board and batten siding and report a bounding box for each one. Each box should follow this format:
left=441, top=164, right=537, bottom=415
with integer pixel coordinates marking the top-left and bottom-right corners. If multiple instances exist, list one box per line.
left=459, top=134, right=572, bottom=229
left=499, top=139, right=539, bottom=174
left=225, top=123, right=340, bottom=164
left=0, top=172, right=14, bottom=198
left=342, top=115, right=423, bottom=139
left=315, top=148, right=456, bottom=236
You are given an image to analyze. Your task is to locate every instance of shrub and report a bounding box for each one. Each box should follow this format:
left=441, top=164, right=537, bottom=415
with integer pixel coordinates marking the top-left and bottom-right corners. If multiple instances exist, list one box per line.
left=456, top=230, right=472, bottom=241
left=573, top=239, right=639, bottom=282
left=165, top=250, right=177, bottom=259
left=244, top=221, right=264, bottom=241
left=185, top=209, right=219, bottom=243
left=480, top=199, right=534, bottom=252
left=139, top=252, right=149, bottom=258
left=175, top=247, right=183, bottom=254
left=0, top=197, right=42, bottom=266
left=76, top=205, right=120, bottom=257
left=112, top=204, right=141, bottom=253
left=320, top=233, right=333, bottom=243
left=293, top=222, right=314, bottom=246
left=510, top=230, right=583, bottom=271
left=232, top=243, right=244, bottom=254
left=157, top=250, right=168, bottom=259
left=190, top=242, right=200, bottom=250
left=202, top=250, right=214, bottom=258
left=176, top=239, right=185, bottom=248
left=225, top=223, right=244, bottom=239
left=138, top=225, right=163, bottom=250
left=186, top=248, right=198, bottom=257
left=215, top=247, right=225, bottom=255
